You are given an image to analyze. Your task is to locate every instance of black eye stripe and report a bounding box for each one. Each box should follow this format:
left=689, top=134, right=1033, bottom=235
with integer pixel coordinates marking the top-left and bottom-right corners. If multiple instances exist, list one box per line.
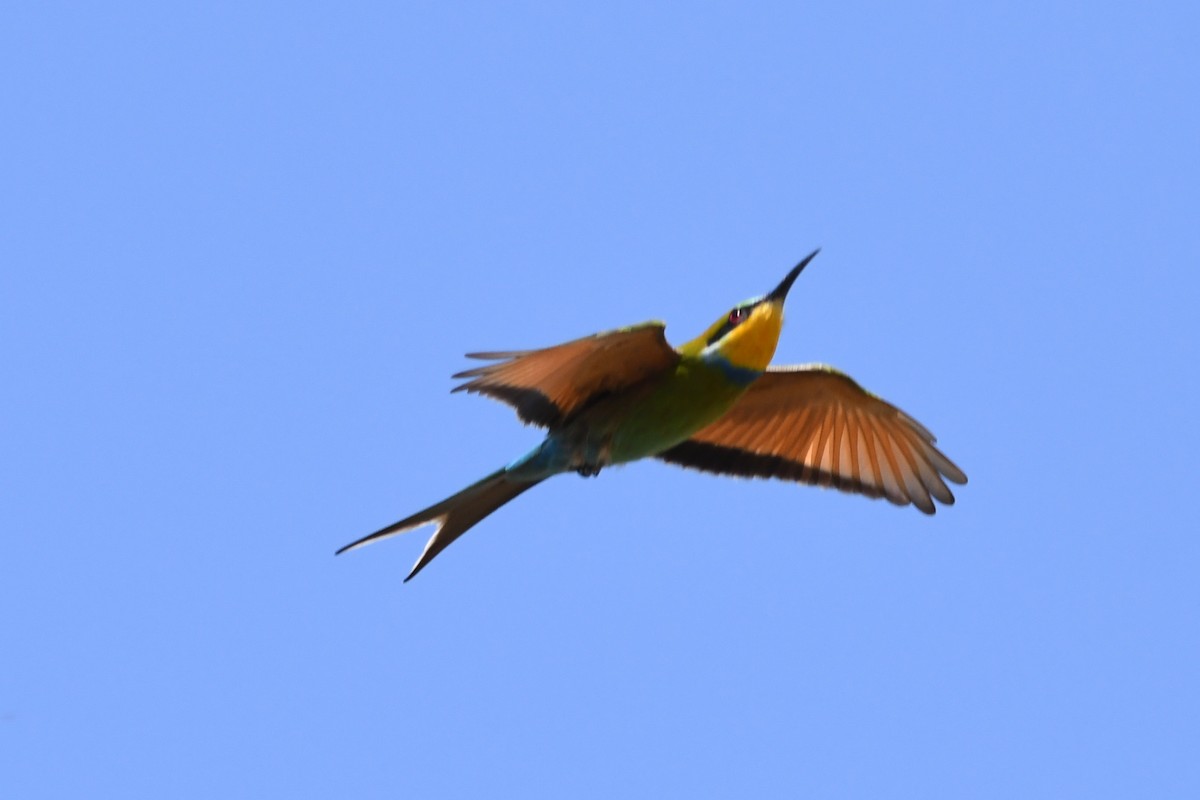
left=706, top=305, right=752, bottom=346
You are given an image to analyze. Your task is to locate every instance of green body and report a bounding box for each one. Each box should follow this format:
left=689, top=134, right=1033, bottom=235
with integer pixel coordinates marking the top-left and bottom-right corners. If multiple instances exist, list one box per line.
left=507, top=355, right=752, bottom=479
left=600, top=357, right=749, bottom=464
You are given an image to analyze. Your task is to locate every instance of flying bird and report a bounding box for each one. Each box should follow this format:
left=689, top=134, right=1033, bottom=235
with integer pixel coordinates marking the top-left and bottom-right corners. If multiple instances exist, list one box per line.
left=338, top=249, right=966, bottom=580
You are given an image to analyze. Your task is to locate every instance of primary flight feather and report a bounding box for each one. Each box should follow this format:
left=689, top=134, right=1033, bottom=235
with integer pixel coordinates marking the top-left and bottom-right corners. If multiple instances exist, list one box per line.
left=339, top=249, right=966, bottom=580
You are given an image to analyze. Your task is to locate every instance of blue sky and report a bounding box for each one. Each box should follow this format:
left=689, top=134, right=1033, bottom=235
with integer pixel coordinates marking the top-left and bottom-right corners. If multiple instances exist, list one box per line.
left=3, top=2, right=1197, bottom=797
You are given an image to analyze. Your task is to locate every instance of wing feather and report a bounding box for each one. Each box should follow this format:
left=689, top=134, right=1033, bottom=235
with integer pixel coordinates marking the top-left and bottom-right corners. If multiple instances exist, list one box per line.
left=872, top=423, right=909, bottom=506
left=451, top=322, right=679, bottom=428
left=657, top=365, right=966, bottom=513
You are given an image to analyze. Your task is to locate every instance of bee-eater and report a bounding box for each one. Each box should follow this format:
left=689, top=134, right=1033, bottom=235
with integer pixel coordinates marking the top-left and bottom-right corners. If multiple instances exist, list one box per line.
left=339, top=249, right=966, bottom=580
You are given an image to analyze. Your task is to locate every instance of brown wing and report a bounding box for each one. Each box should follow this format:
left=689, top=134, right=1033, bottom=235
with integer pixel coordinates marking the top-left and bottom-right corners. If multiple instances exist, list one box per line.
left=657, top=365, right=967, bottom=513
left=452, top=322, right=680, bottom=428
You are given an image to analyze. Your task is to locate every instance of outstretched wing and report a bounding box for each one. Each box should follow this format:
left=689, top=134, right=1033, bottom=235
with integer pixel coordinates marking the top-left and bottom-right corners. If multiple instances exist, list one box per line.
left=452, top=322, right=680, bottom=428
left=657, top=365, right=967, bottom=513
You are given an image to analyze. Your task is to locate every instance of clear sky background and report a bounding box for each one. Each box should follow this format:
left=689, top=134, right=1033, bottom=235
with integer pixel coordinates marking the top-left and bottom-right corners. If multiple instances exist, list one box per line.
left=3, top=2, right=1198, bottom=797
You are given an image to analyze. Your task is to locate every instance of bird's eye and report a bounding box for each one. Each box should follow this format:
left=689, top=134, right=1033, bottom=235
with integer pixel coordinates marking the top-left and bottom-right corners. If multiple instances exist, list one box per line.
left=728, top=308, right=747, bottom=324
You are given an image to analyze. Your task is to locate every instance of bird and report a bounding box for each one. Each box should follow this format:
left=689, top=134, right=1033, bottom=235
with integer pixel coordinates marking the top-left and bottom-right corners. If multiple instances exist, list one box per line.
left=338, top=249, right=966, bottom=580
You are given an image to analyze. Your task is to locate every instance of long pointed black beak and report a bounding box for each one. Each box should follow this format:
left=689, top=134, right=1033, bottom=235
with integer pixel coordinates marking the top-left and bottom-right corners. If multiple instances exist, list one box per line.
left=766, top=248, right=820, bottom=303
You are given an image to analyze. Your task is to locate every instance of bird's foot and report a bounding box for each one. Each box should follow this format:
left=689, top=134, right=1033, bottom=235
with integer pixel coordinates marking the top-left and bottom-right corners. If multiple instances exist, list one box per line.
left=576, top=464, right=602, bottom=478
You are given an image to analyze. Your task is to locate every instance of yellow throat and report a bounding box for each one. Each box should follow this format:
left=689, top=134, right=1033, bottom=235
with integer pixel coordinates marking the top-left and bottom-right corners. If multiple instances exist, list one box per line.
left=711, top=299, right=784, bottom=371
left=682, top=298, right=785, bottom=372
left=680, top=250, right=818, bottom=372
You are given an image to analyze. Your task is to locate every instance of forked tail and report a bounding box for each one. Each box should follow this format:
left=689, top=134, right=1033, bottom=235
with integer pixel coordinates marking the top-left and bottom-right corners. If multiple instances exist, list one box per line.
left=337, top=469, right=544, bottom=581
